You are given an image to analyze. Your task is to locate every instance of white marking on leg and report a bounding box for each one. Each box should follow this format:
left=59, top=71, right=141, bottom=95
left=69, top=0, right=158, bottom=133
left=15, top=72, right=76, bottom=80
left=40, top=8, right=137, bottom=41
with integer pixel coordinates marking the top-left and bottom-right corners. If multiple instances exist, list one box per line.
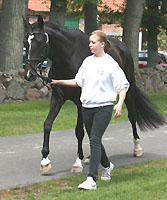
left=41, top=157, right=50, bottom=166
left=73, top=156, right=83, bottom=169
left=134, top=139, right=143, bottom=157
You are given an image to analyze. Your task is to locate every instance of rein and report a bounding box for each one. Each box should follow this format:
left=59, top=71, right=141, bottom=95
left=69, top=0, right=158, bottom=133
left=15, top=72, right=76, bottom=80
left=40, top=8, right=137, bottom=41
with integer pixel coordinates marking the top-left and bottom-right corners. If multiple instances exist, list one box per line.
left=25, top=32, right=49, bottom=81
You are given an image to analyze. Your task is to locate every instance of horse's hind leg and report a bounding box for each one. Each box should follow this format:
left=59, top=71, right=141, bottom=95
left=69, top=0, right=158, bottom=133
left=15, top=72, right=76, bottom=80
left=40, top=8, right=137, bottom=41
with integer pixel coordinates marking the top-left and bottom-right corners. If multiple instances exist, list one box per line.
left=125, top=92, right=143, bottom=157
left=129, top=118, right=143, bottom=157
left=40, top=93, right=64, bottom=174
left=71, top=101, right=85, bottom=173
left=83, top=155, right=90, bottom=165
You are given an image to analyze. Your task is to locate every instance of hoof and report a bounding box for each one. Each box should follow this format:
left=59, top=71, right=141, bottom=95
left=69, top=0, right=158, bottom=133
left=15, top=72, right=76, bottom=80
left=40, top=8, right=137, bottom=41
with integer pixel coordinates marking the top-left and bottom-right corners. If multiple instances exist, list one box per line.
left=83, top=158, right=90, bottom=165
left=40, top=162, right=51, bottom=174
left=134, top=149, right=143, bottom=157
left=83, top=156, right=90, bottom=165
left=70, top=166, right=83, bottom=173
left=133, top=139, right=143, bottom=157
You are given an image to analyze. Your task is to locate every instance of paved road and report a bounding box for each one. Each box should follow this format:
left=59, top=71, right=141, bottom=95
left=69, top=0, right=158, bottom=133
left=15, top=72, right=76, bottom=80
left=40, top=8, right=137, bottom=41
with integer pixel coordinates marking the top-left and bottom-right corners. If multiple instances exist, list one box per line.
left=0, top=121, right=167, bottom=190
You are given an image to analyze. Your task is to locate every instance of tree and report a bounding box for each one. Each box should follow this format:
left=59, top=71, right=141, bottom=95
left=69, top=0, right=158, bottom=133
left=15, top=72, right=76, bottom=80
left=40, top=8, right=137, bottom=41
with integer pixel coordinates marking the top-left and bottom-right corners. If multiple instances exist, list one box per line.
left=0, top=0, right=28, bottom=72
left=83, top=1, right=98, bottom=36
left=68, top=0, right=102, bottom=35
left=141, top=0, right=167, bottom=68
left=122, top=0, right=145, bottom=70
left=44, top=0, right=98, bottom=35
left=49, top=0, right=67, bottom=25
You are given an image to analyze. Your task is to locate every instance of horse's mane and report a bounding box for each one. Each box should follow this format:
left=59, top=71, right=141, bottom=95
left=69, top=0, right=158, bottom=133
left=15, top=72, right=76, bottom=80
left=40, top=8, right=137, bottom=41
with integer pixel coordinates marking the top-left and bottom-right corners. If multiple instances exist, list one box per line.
left=44, top=22, right=85, bottom=44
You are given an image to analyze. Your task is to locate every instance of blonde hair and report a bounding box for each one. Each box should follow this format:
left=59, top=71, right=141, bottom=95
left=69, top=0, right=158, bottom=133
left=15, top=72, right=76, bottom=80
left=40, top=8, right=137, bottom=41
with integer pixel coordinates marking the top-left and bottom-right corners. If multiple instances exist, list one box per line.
left=90, top=30, right=112, bottom=53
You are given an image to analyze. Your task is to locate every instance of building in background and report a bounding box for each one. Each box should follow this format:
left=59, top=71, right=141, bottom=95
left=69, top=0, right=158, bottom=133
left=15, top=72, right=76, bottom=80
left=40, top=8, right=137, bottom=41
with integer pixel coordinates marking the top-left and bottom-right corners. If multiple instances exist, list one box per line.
left=0, top=0, right=123, bottom=36
left=28, top=0, right=123, bottom=37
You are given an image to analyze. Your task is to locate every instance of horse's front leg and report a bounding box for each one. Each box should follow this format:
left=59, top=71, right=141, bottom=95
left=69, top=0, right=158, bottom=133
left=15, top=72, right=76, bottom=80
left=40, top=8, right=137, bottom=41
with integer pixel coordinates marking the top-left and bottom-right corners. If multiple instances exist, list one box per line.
left=71, top=101, right=85, bottom=173
left=40, top=93, right=64, bottom=174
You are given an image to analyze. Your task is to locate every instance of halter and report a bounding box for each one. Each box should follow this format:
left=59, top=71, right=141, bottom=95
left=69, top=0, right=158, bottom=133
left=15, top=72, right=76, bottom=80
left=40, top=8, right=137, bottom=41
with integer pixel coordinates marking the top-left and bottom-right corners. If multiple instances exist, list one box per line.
left=24, top=32, right=49, bottom=80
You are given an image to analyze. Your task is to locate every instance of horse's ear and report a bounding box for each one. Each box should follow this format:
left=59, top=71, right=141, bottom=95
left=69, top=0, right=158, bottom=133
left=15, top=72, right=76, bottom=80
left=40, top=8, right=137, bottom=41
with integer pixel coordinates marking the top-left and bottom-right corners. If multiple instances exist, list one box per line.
left=37, top=15, right=44, bottom=30
left=23, top=16, right=32, bottom=33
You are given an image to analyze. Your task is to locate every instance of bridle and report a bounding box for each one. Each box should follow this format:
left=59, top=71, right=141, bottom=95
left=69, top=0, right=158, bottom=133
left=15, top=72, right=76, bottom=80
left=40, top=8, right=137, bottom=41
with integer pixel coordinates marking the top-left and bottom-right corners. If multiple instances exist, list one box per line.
left=24, top=32, right=49, bottom=80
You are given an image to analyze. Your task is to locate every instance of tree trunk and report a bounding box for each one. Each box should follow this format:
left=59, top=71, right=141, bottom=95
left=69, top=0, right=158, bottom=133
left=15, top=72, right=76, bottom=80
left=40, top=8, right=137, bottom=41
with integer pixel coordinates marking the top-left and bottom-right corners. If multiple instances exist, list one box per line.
left=147, top=26, right=158, bottom=68
left=83, top=2, right=98, bottom=36
left=0, top=0, right=2, bottom=18
left=0, top=0, right=28, bottom=72
left=122, top=0, right=145, bottom=72
left=49, top=0, right=67, bottom=25
left=146, top=0, right=159, bottom=68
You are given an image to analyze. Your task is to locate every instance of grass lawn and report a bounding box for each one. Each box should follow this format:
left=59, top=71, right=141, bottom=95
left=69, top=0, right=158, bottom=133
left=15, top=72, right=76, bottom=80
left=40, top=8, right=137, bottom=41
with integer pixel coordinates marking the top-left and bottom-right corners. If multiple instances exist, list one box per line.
left=0, top=158, right=167, bottom=200
left=0, top=92, right=166, bottom=137
left=0, top=99, right=78, bottom=137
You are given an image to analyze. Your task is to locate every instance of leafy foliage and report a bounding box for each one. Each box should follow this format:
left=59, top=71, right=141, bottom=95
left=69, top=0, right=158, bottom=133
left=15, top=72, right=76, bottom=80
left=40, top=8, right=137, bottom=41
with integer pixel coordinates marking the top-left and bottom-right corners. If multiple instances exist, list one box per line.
left=141, top=0, right=167, bottom=38
left=157, top=30, right=167, bottom=50
left=47, top=0, right=103, bottom=12
left=68, top=0, right=102, bottom=10
left=98, top=0, right=126, bottom=25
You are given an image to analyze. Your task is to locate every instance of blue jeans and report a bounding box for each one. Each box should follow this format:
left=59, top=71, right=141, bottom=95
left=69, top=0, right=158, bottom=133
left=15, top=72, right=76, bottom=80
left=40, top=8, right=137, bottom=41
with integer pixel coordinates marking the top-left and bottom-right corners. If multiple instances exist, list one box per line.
left=82, top=105, right=113, bottom=182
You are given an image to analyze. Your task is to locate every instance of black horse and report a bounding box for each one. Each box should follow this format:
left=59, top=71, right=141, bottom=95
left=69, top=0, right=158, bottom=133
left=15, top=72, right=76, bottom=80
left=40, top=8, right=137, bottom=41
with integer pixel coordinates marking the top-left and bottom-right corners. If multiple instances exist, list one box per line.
left=23, top=16, right=166, bottom=173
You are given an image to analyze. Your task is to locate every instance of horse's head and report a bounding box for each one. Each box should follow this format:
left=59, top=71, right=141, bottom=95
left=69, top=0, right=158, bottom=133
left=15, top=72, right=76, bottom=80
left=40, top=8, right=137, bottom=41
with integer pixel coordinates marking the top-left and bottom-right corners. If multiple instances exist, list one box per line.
left=23, top=15, right=49, bottom=81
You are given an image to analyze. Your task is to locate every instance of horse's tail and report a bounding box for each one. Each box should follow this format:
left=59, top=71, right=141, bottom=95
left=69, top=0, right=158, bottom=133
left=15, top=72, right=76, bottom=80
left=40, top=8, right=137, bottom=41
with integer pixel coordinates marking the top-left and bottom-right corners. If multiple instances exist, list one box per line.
left=134, top=86, right=166, bottom=131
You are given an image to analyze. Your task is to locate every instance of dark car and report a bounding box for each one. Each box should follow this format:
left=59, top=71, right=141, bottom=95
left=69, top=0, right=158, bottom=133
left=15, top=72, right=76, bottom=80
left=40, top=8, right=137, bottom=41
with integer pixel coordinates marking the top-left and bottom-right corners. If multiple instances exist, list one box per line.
left=138, top=51, right=167, bottom=68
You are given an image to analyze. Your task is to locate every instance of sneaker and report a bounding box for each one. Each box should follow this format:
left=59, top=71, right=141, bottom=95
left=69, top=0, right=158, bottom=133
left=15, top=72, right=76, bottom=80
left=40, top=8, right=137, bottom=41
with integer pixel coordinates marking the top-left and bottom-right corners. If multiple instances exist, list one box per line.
left=78, top=177, right=97, bottom=190
left=101, top=162, right=114, bottom=181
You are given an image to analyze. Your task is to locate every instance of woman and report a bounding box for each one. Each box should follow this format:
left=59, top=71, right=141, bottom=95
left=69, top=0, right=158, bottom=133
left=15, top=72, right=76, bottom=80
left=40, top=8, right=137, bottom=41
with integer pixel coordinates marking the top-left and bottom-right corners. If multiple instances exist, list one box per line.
left=48, top=30, right=129, bottom=190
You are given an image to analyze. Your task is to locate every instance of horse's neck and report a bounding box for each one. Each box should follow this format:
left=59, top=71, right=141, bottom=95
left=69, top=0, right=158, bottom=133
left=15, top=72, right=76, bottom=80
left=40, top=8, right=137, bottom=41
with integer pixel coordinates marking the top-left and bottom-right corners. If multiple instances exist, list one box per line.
left=47, top=28, right=72, bottom=59
left=48, top=39, right=76, bottom=79
left=45, top=25, right=90, bottom=78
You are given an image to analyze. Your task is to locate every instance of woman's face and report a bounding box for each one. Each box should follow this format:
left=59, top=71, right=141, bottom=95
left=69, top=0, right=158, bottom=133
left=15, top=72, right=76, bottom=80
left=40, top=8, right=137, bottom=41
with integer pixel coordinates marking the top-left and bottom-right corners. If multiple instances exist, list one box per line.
left=89, top=34, right=104, bottom=56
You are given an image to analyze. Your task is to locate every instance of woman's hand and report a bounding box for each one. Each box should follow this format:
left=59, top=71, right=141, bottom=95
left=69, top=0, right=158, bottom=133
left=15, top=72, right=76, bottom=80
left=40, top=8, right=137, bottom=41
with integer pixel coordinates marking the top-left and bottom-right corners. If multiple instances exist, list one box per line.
left=113, top=103, right=122, bottom=118
left=47, top=79, right=79, bottom=87
left=49, top=80, right=58, bottom=84
left=114, top=88, right=126, bottom=118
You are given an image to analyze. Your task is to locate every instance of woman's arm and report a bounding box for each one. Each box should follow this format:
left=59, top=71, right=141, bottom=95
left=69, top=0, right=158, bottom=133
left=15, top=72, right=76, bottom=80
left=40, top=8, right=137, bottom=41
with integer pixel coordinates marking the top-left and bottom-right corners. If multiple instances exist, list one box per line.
left=49, top=79, right=79, bottom=87
left=114, top=88, right=126, bottom=118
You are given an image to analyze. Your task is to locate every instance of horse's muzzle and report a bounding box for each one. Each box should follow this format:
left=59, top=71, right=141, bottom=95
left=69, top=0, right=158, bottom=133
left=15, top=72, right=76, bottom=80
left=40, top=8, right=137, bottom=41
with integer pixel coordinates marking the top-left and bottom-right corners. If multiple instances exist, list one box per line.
left=24, top=65, right=36, bottom=81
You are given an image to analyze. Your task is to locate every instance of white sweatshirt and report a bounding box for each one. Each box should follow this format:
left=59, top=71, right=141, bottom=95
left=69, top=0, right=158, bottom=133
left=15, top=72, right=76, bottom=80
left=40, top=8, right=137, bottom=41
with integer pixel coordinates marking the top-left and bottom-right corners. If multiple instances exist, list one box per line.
left=75, top=53, right=130, bottom=108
